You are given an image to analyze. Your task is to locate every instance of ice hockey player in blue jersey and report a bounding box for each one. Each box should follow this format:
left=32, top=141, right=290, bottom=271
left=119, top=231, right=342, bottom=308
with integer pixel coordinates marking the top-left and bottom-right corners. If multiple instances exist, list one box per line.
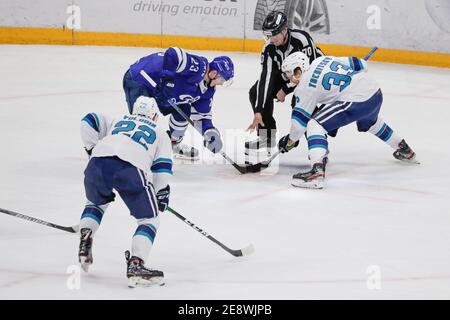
left=123, top=47, right=205, bottom=112
left=168, top=54, right=234, bottom=160
left=278, top=52, right=419, bottom=189
left=123, top=47, right=234, bottom=160
left=79, top=96, right=172, bottom=287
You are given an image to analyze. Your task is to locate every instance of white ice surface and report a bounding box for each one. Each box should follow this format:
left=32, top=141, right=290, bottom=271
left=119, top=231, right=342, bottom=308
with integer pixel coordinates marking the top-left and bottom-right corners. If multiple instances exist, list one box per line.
left=0, top=45, right=450, bottom=299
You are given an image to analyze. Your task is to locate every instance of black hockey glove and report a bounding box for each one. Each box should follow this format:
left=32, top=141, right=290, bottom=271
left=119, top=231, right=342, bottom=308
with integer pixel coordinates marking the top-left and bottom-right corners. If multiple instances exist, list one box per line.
left=278, top=134, right=299, bottom=153
left=156, top=185, right=170, bottom=212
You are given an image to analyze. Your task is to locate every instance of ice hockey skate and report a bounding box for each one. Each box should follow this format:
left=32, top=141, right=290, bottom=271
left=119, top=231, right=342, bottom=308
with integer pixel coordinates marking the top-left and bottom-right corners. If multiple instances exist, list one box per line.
left=291, top=159, right=327, bottom=189
left=125, top=251, right=164, bottom=288
left=393, top=139, right=419, bottom=164
left=172, top=141, right=199, bottom=161
left=78, top=228, right=93, bottom=272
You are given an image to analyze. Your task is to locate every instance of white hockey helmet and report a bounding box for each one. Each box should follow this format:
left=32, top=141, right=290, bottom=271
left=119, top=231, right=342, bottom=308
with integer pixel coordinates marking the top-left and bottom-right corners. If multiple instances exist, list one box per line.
left=282, top=51, right=310, bottom=78
left=132, top=96, right=159, bottom=121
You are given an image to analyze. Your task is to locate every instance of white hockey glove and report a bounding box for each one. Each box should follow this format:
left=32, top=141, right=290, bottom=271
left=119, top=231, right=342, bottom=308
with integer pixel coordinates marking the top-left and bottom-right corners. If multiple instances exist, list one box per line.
left=203, top=128, right=223, bottom=154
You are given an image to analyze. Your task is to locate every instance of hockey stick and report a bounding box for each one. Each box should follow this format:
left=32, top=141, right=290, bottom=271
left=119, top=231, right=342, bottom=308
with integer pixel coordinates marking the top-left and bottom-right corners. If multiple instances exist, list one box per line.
left=166, top=206, right=254, bottom=257
left=165, top=98, right=252, bottom=174
left=140, top=70, right=251, bottom=174
left=364, top=46, right=379, bottom=61
left=244, top=46, right=379, bottom=173
left=0, top=207, right=79, bottom=233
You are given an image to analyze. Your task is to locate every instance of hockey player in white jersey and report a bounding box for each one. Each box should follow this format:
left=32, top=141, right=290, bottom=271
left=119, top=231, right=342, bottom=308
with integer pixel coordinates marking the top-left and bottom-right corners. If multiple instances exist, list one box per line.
left=78, top=96, right=172, bottom=287
left=278, top=52, right=418, bottom=189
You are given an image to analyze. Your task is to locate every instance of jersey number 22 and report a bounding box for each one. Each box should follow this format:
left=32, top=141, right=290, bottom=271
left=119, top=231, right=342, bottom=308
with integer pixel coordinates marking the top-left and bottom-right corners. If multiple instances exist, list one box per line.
left=111, top=121, right=156, bottom=150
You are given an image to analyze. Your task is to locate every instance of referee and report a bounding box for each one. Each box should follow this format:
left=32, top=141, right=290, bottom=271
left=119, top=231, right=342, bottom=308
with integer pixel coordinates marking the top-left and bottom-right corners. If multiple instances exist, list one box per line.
left=246, top=11, right=324, bottom=151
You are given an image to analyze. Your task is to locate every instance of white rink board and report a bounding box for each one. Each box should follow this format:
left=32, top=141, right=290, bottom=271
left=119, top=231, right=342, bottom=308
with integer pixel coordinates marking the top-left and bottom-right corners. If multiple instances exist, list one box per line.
left=1, top=0, right=450, bottom=53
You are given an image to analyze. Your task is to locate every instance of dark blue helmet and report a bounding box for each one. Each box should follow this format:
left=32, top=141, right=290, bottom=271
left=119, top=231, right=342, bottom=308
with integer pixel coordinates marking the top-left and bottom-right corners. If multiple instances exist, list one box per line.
left=209, top=56, right=234, bottom=81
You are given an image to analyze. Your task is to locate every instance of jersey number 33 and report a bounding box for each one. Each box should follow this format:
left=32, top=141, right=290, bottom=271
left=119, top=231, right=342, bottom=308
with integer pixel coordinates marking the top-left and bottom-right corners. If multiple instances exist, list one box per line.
left=322, top=61, right=354, bottom=92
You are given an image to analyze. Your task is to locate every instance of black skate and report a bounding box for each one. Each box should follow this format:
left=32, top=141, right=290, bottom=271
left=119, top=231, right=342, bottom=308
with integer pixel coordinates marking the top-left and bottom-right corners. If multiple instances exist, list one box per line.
left=393, top=139, right=419, bottom=164
left=79, top=228, right=93, bottom=272
left=172, top=141, right=199, bottom=161
left=291, top=158, right=327, bottom=189
left=125, top=250, right=164, bottom=288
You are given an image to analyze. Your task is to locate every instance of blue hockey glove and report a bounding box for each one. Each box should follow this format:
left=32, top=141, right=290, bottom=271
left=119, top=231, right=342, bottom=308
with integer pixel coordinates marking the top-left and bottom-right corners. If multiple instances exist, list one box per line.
left=203, top=128, right=223, bottom=154
left=154, top=76, right=175, bottom=106
left=156, top=185, right=170, bottom=212
left=160, top=76, right=175, bottom=98
left=278, top=134, right=299, bottom=153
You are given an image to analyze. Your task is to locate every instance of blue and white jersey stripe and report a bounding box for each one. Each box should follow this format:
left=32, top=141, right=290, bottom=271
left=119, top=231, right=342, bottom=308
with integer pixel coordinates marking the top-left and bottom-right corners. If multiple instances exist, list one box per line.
left=315, top=101, right=352, bottom=123
left=190, top=111, right=212, bottom=121
left=292, top=107, right=312, bottom=127
left=151, top=157, right=173, bottom=174
left=82, top=113, right=100, bottom=132
left=169, top=116, right=188, bottom=130
left=173, top=47, right=188, bottom=73
left=348, top=57, right=364, bottom=72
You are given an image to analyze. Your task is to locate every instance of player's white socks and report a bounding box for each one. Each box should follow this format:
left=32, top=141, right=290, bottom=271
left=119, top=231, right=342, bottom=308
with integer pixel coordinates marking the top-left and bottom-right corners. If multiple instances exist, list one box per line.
left=368, top=117, right=402, bottom=149
left=79, top=201, right=109, bottom=234
left=307, top=120, right=329, bottom=164
left=169, top=114, right=188, bottom=141
left=132, top=217, right=160, bottom=261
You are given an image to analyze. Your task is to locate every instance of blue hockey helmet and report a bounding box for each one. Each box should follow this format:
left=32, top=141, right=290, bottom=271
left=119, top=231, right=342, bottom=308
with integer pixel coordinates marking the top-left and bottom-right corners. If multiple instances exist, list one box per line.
left=209, top=56, right=234, bottom=82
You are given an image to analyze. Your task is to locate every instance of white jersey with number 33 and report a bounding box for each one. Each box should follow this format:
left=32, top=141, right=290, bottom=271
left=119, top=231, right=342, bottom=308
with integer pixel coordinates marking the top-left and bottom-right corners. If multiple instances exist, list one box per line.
left=293, top=56, right=380, bottom=116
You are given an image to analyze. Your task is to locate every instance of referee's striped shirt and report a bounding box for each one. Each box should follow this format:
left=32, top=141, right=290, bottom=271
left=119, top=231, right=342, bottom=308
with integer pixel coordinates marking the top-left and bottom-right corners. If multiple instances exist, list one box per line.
left=255, top=29, right=324, bottom=113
